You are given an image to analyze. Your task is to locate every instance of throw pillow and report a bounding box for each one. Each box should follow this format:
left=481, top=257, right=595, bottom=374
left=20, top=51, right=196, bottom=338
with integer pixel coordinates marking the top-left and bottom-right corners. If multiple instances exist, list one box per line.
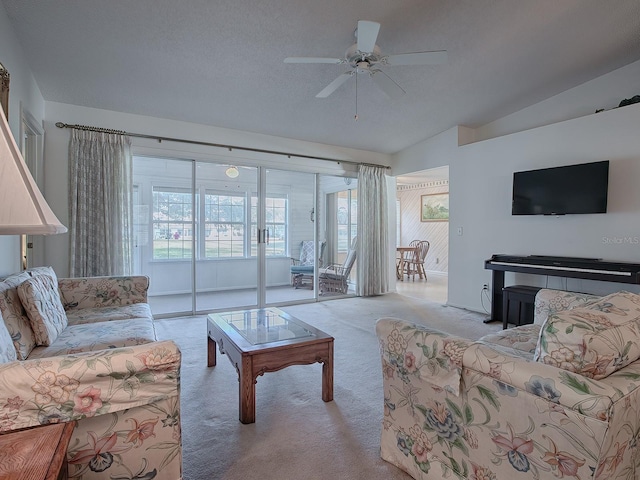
left=0, top=272, right=38, bottom=360
left=17, top=274, right=68, bottom=346
left=0, top=319, right=17, bottom=363
left=535, top=291, right=640, bottom=379
left=28, top=265, right=60, bottom=284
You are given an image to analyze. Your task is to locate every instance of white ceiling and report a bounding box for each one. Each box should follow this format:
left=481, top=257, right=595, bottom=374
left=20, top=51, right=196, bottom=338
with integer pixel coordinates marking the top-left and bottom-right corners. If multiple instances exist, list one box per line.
left=3, top=1, right=640, bottom=154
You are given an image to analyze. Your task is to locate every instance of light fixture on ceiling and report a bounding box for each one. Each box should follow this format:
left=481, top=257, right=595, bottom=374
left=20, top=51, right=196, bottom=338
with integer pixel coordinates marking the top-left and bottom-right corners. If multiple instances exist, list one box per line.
left=225, top=166, right=239, bottom=178
left=0, top=107, right=67, bottom=235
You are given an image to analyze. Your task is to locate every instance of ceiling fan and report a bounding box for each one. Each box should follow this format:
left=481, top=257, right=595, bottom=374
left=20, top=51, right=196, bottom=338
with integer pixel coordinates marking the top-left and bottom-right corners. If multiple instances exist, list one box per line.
left=284, top=20, right=447, bottom=99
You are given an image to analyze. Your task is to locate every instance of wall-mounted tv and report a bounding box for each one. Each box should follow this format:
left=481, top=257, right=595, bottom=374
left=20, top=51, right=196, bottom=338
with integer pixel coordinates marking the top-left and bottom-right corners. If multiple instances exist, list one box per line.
left=512, top=160, right=609, bottom=215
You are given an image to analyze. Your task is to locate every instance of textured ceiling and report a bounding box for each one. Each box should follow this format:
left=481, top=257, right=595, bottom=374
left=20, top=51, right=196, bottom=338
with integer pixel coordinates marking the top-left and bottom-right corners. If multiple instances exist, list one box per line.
left=3, top=0, right=640, bottom=154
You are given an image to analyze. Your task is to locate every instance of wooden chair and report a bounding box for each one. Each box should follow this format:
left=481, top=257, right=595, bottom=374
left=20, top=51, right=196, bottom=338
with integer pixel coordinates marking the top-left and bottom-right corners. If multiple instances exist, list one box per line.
left=399, top=240, right=421, bottom=280
left=405, top=240, right=430, bottom=281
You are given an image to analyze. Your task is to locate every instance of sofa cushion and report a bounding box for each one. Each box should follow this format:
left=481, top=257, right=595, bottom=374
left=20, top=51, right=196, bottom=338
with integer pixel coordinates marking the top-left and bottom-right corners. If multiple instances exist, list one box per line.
left=65, top=303, right=153, bottom=326
left=18, top=274, right=68, bottom=346
left=0, top=272, right=37, bottom=360
left=479, top=324, right=541, bottom=355
left=28, top=318, right=157, bottom=359
left=0, top=319, right=17, bottom=363
left=535, top=291, right=640, bottom=379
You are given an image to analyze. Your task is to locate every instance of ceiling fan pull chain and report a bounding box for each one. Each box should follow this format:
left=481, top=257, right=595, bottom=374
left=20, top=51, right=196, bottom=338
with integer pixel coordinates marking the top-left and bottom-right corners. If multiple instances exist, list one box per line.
left=354, top=71, right=359, bottom=121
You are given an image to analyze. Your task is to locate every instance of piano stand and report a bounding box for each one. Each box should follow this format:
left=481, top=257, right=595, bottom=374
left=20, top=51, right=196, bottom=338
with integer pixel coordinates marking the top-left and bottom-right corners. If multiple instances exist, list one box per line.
left=485, top=254, right=640, bottom=323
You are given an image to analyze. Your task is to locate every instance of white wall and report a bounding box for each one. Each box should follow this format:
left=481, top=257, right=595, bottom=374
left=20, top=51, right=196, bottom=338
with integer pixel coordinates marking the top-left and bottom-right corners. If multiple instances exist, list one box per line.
left=475, top=60, right=640, bottom=142
left=42, top=102, right=391, bottom=277
left=449, top=102, right=640, bottom=312
left=388, top=59, right=640, bottom=312
left=0, top=6, right=46, bottom=275
left=392, top=126, right=460, bottom=176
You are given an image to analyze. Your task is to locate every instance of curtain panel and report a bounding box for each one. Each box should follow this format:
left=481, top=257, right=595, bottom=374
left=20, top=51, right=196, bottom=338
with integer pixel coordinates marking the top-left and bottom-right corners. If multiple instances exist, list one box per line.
left=356, top=165, right=389, bottom=296
left=68, top=130, right=133, bottom=277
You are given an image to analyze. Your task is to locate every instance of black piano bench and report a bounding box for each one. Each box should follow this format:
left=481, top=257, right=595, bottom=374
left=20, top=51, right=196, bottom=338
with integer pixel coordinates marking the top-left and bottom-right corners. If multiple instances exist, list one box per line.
left=502, top=285, right=542, bottom=329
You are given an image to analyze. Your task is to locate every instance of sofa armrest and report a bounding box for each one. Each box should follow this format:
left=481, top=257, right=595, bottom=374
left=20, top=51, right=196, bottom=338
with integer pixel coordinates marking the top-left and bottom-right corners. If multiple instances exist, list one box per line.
left=463, top=341, right=618, bottom=419
left=534, top=288, right=600, bottom=325
left=376, top=317, right=474, bottom=396
left=0, top=340, right=180, bottom=432
left=58, top=275, right=149, bottom=311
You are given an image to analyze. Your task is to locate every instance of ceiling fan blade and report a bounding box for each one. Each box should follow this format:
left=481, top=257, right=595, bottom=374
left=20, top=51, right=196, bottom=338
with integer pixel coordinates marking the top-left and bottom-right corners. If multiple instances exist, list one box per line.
left=284, top=57, right=344, bottom=64
left=316, top=72, right=353, bottom=98
left=356, top=20, right=380, bottom=53
left=384, top=50, right=448, bottom=66
left=371, top=70, right=405, bottom=99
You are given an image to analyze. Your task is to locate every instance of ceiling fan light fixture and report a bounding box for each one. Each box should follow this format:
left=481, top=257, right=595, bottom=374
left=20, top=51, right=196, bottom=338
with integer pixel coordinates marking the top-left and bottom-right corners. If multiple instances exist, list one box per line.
left=225, top=166, right=239, bottom=178
left=285, top=20, right=448, bottom=103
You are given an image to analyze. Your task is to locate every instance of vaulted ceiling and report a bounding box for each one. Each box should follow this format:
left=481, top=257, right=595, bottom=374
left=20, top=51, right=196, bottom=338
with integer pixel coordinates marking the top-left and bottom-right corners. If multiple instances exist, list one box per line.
left=3, top=0, right=640, bottom=154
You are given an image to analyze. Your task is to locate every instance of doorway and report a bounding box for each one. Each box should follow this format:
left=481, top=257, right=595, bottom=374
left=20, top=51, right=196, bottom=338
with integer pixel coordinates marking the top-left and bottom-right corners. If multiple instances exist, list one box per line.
left=395, top=166, right=449, bottom=303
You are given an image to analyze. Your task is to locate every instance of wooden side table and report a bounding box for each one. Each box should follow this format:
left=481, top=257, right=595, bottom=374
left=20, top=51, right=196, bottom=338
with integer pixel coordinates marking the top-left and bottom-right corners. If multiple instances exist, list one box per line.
left=0, top=421, right=75, bottom=480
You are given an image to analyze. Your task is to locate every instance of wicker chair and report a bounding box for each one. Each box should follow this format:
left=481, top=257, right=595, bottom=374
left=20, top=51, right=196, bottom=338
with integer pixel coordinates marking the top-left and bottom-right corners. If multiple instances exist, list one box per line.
left=290, top=240, right=325, bottom=288
left=319, top=237, right=357, bottom=295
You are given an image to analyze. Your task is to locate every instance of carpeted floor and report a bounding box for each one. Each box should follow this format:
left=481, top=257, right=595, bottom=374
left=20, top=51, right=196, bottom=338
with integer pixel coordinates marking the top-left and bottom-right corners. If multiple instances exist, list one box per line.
left=154, top=293, right=500, bottom=480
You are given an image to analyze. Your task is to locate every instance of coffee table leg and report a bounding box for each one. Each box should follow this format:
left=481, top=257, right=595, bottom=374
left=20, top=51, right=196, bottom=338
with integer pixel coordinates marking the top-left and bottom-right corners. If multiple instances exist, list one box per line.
left=207, top=337, right=217, bottom=367
left=322, top=342, right=334, bottom=402
left=239, top=360, right=256, bottom=424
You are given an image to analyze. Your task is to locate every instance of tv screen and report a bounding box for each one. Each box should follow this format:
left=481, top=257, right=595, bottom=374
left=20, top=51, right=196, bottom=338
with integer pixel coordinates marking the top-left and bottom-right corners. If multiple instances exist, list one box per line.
left=512, top=160, right=609, bottom=215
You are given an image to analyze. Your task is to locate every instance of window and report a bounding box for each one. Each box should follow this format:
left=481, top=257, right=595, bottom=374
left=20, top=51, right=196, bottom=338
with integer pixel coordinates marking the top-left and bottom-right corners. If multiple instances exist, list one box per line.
left=152, top=186, right=288, bottom=260
left=251, top=195, right=287, bottom=256
left=337, top=189, right=357, bottom=252
left=204, top=192, right=246, bottom=258
left=152, top=187, right=193, bottom=259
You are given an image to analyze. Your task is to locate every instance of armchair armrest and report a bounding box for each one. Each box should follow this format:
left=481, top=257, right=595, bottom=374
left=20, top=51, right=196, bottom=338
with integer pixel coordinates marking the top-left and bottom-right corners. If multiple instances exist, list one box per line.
left=376, top=317, right=474, bottom=396
left=58, top=275, right=149, bottom=311
left=0, top=340, right=180, bottom=432
left=463, top=342, right=618, bottom=419
left=319, top=263, right=346, bottom=275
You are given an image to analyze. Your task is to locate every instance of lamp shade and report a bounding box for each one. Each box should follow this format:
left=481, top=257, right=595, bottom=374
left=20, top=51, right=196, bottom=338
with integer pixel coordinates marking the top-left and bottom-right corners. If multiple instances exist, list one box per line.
left=0, top=108, right=67, bottom=234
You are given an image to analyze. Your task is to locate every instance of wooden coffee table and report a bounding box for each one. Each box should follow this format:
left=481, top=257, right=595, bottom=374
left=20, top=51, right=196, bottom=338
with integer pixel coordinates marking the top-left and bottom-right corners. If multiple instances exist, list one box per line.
left=207, top=307, right=334, bottom=424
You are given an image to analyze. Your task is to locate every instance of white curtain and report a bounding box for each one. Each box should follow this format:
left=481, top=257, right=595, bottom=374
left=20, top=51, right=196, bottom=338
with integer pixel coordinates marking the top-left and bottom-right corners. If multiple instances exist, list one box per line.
left=68, top=129, right=133, bottom=277
left=356, top=164, right=389, bottom=296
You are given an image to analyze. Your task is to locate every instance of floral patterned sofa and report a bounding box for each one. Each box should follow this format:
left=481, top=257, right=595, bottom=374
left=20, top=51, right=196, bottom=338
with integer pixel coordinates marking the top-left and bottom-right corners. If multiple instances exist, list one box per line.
left=0, top=266, right=182, bottom=480
left=376, top=288, right=640, bottom=480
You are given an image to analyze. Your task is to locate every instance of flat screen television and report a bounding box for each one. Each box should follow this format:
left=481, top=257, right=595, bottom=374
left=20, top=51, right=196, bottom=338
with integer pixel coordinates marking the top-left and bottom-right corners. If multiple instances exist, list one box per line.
left=512, top=160, right=609, bottom=215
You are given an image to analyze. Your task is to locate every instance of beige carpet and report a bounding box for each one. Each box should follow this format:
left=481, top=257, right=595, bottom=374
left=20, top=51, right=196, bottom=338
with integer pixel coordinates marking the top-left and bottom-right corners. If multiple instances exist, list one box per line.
left=154, top=293, right=500, bottom=480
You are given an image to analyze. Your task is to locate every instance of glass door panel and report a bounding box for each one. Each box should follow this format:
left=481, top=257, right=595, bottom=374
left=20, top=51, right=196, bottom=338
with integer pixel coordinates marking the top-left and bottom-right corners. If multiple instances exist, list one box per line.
left=132, top=156, right=195, bottom=316
left=318, top=175, right=358, bottom=296
left=195, top=163, right=258, bottom=312
left=265, top=169, right=317, bottom=304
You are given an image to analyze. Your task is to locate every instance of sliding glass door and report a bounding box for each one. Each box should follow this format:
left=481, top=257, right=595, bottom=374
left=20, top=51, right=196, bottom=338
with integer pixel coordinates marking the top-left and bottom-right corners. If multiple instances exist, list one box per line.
left=134, top=156, right=332, bottom=316
left=264, top=169, right=318, bottom=305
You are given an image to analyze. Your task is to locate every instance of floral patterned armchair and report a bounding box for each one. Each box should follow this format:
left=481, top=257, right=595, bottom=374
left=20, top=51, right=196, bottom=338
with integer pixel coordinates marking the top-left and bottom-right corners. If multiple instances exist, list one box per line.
left=376, top=288, right=640, bottom=480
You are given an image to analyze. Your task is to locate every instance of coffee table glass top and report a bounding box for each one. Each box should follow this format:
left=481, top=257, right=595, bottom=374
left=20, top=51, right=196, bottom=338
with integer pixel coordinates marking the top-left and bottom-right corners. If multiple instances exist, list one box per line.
left=213, top=307, right=315, bottom=345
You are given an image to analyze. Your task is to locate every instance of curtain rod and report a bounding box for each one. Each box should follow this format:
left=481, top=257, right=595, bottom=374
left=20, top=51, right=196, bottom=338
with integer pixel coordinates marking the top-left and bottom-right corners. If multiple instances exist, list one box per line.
left=54, top=122, right=390, bottom=170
